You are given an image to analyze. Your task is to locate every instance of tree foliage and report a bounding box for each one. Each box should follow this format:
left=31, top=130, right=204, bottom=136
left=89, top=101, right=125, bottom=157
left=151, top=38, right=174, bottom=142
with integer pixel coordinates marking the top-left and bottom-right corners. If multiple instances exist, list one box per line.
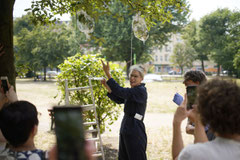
left=57, top=54, right=125, bottom=133
left=181, top=20, right=208, bottom=72
left=230, top=11, right=240, bottom=73
left=14, top=13, right=35, bottom=35
left=199, top=8, right=237, bottom=75
left=26, top=0, right=189, bottom=29
left=14, top=16, right=72, bottom=80
left=170, top=42, right=196, bottom=73
left=181, top=8, right=240, bottom=76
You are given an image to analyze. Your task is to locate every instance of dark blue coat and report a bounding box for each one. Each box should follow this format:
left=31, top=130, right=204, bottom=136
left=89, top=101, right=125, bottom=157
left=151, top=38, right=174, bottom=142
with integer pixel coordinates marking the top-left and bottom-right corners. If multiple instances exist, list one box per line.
left=107, top=78, right=148, bottom=160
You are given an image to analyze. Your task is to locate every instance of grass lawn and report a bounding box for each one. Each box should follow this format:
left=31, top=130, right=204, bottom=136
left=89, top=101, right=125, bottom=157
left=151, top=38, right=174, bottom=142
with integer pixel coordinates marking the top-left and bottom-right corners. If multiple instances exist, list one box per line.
left=145, top=81, right=185, bottom=113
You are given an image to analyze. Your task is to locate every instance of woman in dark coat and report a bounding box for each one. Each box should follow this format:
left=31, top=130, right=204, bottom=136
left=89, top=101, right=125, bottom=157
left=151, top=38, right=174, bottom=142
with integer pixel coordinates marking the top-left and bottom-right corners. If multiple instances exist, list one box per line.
left=101, top=60, right=148, bottom=160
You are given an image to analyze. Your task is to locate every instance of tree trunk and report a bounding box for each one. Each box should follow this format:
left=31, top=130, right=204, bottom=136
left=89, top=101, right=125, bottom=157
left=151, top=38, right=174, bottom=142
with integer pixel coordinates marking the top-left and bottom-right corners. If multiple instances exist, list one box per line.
left=217, top=64, right=220, bottom=76
left=201, top=58, right=205, bottom=73
left=180, top=66, right=183, bottom=75
left=43, top=66, right=47, bottom=81
left=0, top=0, right=16, bottom=88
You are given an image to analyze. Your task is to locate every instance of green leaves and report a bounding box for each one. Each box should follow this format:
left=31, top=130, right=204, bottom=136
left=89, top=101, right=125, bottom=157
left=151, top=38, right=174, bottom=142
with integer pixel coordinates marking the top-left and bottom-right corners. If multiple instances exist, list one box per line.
left=199, top=8, right=240, bottom=74
left=57, top=54, right=125, bottom=133
left=170, top=42, right=196, bottom=73
left=26, top=0, right=189, bottom=29
left=14, top=15, right=72, bottom=77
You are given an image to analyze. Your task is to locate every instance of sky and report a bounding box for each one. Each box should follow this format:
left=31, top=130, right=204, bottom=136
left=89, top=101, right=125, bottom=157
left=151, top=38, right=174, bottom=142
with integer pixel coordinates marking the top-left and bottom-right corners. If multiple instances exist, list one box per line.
left=13, top=0, right=240, bottom=21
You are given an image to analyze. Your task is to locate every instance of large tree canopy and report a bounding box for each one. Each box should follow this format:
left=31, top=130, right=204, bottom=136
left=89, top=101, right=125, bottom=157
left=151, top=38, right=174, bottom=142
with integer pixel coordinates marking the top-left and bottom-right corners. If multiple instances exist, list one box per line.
left=14, top=15, right=72, bottom=80
left=199, top=8, right=239, bottom=76
left=26, top=0, right=189, bottom=28
left=181, top=20, right=209, bottom=72
left=170, top=42, right=196, bottom=73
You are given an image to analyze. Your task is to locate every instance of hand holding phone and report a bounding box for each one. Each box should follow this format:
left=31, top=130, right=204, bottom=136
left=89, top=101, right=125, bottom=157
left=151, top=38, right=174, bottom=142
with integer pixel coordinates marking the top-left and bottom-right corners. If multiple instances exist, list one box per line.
left=173, top=93, right=183, bottom=106
left=53, top=106, right=86, bottom=160
left=0, top=76, right=9, bottom=94
left=186, top=86, right=197, bottom=110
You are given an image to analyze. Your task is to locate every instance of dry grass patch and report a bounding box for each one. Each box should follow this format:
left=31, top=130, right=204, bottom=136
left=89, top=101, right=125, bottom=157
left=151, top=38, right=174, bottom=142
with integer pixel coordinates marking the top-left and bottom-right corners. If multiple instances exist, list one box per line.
left=145, top=81, right=185, bottom=113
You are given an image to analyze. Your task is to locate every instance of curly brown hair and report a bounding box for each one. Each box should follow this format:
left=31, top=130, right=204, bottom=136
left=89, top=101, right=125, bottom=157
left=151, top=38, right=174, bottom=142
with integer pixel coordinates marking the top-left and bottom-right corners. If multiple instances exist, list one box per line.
left=197, top=79, right=240, bottom=135
left=183, top=70, right=207, bottom=84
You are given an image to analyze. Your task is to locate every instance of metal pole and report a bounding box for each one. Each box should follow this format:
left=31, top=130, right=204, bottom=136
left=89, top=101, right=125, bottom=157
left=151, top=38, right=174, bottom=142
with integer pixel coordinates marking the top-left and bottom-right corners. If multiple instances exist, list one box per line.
left=65, top=79, right=69, bottom=105
left=131, top=25, right=133, bottom=66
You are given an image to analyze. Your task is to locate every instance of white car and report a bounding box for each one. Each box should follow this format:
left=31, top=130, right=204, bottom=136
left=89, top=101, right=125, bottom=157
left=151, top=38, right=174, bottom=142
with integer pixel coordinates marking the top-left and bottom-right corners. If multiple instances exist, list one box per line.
left=46, top=71, right=59, bottom=77
left=143, top=74, right=162, bottom=83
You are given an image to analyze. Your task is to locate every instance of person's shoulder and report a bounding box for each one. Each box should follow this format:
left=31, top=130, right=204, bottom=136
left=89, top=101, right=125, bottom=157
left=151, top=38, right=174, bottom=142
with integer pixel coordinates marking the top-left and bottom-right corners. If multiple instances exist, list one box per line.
left=135, top=83, right=146, bottom=90
left=0, top=147, right=15, bottom=160
left=178, top=142, right=212, bottom=160
left=27, top=149, right=48, bottom=159
left=133, top=84, right=147, bottom=94
left=8, top=149, right=47, bottom=160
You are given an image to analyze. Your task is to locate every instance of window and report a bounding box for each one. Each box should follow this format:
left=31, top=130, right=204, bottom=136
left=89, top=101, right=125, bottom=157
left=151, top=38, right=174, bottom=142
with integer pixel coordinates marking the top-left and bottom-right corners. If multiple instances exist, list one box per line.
left=155, top=55, right=158, bottom=61
left=160, top=56, right=163, bottom=61
left=160, top=47, right=162, bottom=52
left=165, top=45, right=171, bottom=52
left=165, top=54, right=168, bottom=61
left=168, top=46, right=172, bottom=52
left=165, top=46, right=168, bottom=52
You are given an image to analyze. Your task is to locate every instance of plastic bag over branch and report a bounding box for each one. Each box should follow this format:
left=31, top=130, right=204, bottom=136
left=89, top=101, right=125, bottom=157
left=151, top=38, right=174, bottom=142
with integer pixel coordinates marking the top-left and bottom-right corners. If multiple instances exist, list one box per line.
left=77, top=10, right=95, bottom=39
left=132, top=12, right=149, bottom=43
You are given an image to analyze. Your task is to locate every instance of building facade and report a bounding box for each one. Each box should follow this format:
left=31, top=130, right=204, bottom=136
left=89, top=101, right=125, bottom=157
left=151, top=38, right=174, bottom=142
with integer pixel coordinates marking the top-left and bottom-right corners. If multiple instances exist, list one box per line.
left=151, top=33, right=218, bottom=74
left=152, top=33, right=182, bottom=73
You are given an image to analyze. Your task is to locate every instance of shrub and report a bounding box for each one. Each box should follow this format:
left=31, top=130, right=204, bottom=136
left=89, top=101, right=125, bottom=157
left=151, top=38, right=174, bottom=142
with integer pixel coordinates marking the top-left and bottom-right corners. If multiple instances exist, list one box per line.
left=57, top=53, right=125, bottom=133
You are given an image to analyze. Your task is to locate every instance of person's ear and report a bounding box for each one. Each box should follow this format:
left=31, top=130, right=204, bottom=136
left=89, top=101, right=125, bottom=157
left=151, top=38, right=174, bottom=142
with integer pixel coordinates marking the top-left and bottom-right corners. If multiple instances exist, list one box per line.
left=32, top=125, right=38, bottom=137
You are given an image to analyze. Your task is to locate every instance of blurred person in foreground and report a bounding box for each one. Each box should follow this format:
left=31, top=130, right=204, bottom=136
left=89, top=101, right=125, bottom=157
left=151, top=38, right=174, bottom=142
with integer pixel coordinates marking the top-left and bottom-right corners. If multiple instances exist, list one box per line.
left=0, top=101, right=47, bottom=160
left=48, top=141, right=96, bottom=160
left=172, top=79, right=240, bottom=160
left=0, top=79, right=18, bottom=154
left=101, top=60, right=148, bottom=160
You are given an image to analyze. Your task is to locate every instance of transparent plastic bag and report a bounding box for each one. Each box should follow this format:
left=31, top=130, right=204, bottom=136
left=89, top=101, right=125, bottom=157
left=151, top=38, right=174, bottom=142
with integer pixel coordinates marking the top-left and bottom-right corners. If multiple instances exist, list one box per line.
left=132, top=12, right=149, bottom=43
left=76, top=10, right=95, bottom=39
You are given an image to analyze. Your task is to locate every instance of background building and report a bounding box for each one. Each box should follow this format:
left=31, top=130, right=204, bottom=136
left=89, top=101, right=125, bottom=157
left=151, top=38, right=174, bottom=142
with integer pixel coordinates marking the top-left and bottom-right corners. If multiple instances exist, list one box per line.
left=151, top=33, right=218, bottom=74
left=152, top=33, right=182, bottom=74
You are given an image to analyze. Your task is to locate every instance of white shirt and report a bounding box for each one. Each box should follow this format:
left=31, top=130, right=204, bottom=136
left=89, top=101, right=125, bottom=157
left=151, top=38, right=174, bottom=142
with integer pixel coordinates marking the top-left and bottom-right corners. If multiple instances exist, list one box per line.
left=178, top=137, right=240, bottom=160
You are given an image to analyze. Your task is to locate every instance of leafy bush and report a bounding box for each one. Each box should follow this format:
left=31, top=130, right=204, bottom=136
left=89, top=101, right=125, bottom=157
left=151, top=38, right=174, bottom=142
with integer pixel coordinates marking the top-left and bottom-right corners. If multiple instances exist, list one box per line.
left=57, top=53, right=125, bottom=133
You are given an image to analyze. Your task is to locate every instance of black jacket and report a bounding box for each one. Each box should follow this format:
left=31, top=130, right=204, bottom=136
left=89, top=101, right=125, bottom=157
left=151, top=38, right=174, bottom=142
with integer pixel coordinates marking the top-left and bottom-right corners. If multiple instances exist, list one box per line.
left=107, top=78, right=147, bottom=119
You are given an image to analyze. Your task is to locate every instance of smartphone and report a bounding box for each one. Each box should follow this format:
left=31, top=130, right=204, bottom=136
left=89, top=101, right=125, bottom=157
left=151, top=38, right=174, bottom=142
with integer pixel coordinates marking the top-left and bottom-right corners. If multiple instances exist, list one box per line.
left=53, top=106, right=86, bottom=160
left=173, top=93, right=183, bottom=106
left=186, top=86, right=197, bottom=110
left=0, top=76, right=9, bottom=94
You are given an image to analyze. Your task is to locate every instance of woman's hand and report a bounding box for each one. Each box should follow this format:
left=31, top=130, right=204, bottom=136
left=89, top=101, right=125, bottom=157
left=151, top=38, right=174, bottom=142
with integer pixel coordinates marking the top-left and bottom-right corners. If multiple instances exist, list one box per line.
left=173, top=94, right=188, bottom=125
left=101, top=78, right=107, bottom=86
left=48, top=141, right=96, bottom=160
left=101, top=60, right=111, bottom=79
left=6, top=86, right=18, bottom=102
left=101, top=78, right=112, bottom=93
left=187, top=104, right=199, bottom=124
